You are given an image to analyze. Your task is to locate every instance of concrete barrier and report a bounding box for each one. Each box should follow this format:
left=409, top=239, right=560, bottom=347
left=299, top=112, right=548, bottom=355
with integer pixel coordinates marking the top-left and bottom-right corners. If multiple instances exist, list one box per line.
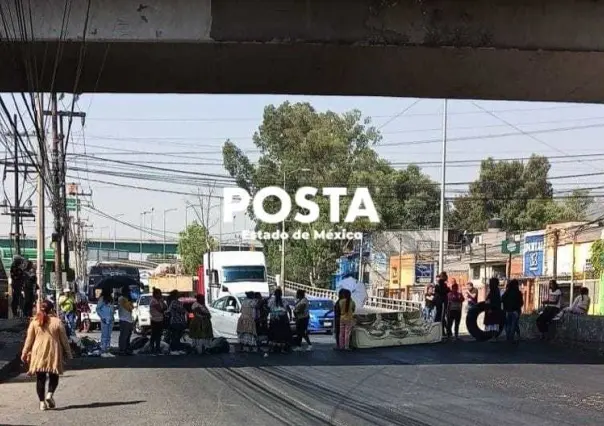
left=519, top=313, right=604, bottom=355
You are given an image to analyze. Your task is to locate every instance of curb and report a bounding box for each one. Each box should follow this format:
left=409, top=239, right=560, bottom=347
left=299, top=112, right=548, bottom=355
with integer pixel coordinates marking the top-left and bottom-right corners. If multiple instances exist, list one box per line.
left=0, top=341, right=24, bottom=383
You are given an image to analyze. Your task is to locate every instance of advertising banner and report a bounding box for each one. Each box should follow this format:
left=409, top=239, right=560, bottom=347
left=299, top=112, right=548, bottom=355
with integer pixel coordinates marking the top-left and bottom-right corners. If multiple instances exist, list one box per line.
left=523, top=231, right=545, bottom=277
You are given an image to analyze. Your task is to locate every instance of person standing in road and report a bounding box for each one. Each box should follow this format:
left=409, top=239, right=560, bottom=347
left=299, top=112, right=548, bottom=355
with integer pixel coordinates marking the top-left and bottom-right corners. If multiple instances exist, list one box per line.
left=96, top=287, right=115, bottom=358
left=237, top=291, right=258, bottom=352
left=434, top=277, right=450, bottom=337
left=189, top=294, right=213, bottom=354
left=293, top=289, right=312, bottom=351
left=484, top=277, right=503, bottom=341
left=58, top=290, right=76, bottom=336
left=22, top=260, right=36, bottom=318
left=337, top=289, right=356, bottom=350
left=423, top=284, right=436, bottom=321
left=117, top=285, right=134, bottom=356
left=267, top=288, right=292, bottom=353
left=20, top=301, right=72, bottom=411
left=149, top=288, right=167, bottom=354
left=502, top=279, right=523, bottom=343
left=167, top=290, right=187, bottom=354
left=10, top=257, right=25, bottom=317
left=464, top=282, right=478, bottom=313
left=334, top=288, right=345, bottom=348
left=446, top=283, right=464, bottom=340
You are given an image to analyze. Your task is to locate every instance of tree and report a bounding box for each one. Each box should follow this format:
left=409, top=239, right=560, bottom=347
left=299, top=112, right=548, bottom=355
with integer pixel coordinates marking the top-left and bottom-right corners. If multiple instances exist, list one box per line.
left=590, top=239, right=604, bottom=278
left=222, top=102, right=441, bottom=287
left=450, top=155, right=593, bottom=232
left=177, top=222, right=217, bottom=275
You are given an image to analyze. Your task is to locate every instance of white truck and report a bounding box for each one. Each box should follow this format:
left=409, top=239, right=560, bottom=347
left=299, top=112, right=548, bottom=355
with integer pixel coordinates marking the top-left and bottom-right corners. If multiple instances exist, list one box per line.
left=201, top=251, right=269, bottom=305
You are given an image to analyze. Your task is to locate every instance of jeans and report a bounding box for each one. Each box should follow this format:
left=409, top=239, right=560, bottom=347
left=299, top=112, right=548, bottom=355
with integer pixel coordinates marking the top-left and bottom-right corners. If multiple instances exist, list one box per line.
left=505, top=311, right=520, bottom=341
left=150, top=321, right=164, bottom=353
left=422, top=306, right=435, bottom=322
left=119, top=320, right=133, bottom=353
left=446, top=310, right=462, bottom=338
left=294, top=317, right=311, bottom=347
left=64, top=312, right=76, bottom=336
left=100, top=320, right=113, bottom=352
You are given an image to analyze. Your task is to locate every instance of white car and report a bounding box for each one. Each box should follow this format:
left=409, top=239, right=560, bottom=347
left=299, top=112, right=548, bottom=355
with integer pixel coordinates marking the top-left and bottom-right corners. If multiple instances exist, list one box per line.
left=133, top=293, right=153, bottom=335
left=208, top=293, right=295, bottom=339
left=208, top=294, right=243, bottom=339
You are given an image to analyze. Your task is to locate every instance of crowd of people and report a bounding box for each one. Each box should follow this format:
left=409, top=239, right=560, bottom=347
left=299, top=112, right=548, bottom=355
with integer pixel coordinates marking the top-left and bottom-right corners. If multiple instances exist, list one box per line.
left=423, top=272, right=592, bottom=342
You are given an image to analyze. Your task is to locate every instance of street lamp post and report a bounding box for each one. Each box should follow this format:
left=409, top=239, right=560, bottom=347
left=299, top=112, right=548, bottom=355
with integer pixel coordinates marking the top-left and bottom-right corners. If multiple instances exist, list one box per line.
left=113, top=214, right=124, bottom=250
left=163, top=208, right=177, bottom=258
left=140, top=209, right=153, bottom=257
left=280, top=167, right=311, bottom=286
left=149, top=208, right=155, bottom=238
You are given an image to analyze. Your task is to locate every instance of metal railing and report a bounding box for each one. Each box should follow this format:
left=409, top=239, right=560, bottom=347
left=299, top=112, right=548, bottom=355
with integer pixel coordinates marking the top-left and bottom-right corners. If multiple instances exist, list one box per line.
left=267, top=275, right=421, bottom=312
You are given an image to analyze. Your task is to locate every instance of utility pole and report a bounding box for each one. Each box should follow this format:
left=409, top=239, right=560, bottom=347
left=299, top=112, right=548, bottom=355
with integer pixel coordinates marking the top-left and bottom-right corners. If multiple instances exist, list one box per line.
left=438, top=99, right=448, bottom=275
left=398, top=234, right=403, bottom=299
left=36, top=93, right=45, bottom=307
left=50, top=93, right=63, bottom=299
left=483, top=243, right=488, bottom=286
left=43, top=97, right=86, bottom=294
left=552, top=230, right=559, bottom=280
left=67, top=183, right=91, bottom=291
left=1, top=117, right=36, bottom=255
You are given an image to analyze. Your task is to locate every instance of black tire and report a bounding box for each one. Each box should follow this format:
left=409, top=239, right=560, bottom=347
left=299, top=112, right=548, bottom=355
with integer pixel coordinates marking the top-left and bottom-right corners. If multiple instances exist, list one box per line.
left=465, top=302, right=505, bottom=342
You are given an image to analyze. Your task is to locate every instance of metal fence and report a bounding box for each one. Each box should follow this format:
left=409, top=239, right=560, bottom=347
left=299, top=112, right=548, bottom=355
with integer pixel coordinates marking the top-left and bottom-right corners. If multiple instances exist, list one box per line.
left=537, top=278, right=599, bottom=315
left=267, top=275, right=422, bottom=312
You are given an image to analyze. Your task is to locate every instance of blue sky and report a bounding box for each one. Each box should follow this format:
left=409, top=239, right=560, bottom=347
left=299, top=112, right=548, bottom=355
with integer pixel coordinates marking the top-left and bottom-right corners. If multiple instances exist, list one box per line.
left=2, top=95, right=604, bottom=246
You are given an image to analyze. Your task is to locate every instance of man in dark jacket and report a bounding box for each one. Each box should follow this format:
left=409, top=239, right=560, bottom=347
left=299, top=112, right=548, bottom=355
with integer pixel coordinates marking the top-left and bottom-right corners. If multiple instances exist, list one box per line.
left=10, top=257, right=25, bottom=317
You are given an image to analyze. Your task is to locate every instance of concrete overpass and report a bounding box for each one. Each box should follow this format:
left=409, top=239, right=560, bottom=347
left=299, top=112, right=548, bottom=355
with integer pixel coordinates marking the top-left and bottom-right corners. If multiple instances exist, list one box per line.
left=2, top=0, right=604, bottom=102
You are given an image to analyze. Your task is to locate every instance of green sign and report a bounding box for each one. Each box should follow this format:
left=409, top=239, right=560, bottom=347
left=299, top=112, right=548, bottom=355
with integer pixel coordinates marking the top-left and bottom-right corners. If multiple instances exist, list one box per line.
left=501, top=240, right=520, bottom=254
left=66, top=197, right=79, bottom=212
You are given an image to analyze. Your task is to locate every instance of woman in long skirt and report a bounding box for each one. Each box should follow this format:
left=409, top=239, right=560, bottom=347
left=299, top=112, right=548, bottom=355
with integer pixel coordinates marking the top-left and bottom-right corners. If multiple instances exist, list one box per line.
left=268, top=288, right=292, bottom=353
left=237, top=291, right=258, bottom=352
left=189, top=294, right=213, bottom=354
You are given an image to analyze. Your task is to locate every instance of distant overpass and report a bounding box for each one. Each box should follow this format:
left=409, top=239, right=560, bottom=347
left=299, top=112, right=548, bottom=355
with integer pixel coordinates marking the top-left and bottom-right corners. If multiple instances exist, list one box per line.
left=3, top=0, right=604, bottom=102
left=0, top=238, right=263, bottom=256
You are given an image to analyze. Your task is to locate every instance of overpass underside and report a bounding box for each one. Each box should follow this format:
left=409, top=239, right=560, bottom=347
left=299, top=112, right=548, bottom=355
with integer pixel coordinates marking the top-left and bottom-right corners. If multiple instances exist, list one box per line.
left=2, top=0, right=604, bottom=102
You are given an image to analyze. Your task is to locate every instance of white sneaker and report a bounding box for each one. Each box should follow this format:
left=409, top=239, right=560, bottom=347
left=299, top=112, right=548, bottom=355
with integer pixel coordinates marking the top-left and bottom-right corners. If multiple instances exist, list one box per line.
left=169, top=351, right=180, bottom=356
left=101, top=352, right=115, bottom=358
left=293, top=347, right=302, bottom=352
left=306, top=345, right=313, bottom=352
left=39, top=401, right=48, bottom=411
left=45, top=393, right=55, bottom=409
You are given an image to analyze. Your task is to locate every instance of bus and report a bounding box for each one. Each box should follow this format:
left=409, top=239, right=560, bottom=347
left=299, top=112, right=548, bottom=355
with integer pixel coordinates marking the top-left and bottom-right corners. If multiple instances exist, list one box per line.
left=87, top=263, right=142, bottom=328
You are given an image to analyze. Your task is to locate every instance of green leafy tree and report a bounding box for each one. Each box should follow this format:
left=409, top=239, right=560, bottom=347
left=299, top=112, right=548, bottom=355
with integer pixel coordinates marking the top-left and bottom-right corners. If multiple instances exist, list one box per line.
left=590, top=239, right=604, bottom=278
left=177, top=222, right=217, bottom=275
left=222, top=102, right=440, bottom=287
left=450, top=155, right=593, bottom=232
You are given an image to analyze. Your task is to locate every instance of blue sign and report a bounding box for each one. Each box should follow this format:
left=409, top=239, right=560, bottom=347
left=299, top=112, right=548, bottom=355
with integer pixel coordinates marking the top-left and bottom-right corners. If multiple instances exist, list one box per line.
left=523, top=232, right=545, bottom=277
left=415, top=263, right=434, bottom=284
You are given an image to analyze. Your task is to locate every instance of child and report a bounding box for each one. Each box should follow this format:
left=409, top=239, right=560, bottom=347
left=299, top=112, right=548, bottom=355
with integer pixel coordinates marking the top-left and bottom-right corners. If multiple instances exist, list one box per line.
left=446, top=283, right=464, bottom=340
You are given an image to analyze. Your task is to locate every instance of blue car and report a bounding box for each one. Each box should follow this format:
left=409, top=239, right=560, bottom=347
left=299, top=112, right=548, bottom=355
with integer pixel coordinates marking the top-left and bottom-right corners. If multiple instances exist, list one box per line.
left=308, top=297, right=336, bottom=334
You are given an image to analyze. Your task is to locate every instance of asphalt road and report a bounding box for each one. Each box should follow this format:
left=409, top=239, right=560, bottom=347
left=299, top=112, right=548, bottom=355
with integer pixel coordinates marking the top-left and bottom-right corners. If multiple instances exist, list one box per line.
left=1, top=333, right=603, bottom=426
